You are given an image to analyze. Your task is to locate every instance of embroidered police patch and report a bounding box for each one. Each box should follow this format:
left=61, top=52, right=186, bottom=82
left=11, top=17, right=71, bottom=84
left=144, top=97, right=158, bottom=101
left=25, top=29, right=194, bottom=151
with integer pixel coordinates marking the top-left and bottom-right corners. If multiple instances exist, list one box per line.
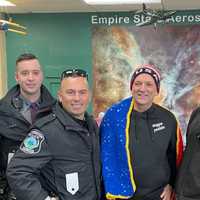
left=20, top=129, right=44, bottom=154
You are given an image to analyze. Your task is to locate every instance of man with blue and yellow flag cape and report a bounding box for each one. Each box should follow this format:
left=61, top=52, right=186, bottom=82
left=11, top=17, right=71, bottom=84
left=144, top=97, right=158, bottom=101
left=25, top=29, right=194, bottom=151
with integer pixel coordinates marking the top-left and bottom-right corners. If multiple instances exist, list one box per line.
left=100, top=65, right=183, bottom=200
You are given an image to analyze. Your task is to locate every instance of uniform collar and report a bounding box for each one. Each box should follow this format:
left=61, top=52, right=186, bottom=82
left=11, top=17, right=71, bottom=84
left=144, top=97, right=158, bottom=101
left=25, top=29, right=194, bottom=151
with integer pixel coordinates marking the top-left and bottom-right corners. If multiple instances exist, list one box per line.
left=19, top=94, right=41, bottom=108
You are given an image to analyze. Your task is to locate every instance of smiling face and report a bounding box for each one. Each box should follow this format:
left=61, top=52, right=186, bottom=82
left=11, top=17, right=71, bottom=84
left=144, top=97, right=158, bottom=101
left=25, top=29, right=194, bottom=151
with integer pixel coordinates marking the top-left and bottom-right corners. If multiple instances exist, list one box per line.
left=131, top=73, right=158, bottom=112
left=58, top=76, right=90, bottom=120
left=15, top=59, right=43, bottom=101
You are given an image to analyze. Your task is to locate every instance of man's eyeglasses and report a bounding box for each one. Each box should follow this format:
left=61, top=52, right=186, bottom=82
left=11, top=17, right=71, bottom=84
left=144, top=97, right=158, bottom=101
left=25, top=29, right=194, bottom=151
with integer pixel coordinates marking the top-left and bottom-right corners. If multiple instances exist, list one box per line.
left=61, top=68, right=88, bottom=80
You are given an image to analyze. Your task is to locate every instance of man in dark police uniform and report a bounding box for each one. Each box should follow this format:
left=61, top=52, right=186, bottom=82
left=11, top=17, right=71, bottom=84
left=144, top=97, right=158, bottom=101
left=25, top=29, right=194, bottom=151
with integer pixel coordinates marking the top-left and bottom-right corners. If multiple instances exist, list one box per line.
left=7, top=68, right=101, bottom=200
left=0, top=53, right=55, bottom=200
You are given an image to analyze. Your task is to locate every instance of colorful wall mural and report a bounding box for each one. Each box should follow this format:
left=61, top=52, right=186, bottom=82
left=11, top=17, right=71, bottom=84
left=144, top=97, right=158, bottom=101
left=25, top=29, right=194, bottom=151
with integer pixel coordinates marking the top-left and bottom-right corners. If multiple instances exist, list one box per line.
left=92, top=25, right=200, bottom=142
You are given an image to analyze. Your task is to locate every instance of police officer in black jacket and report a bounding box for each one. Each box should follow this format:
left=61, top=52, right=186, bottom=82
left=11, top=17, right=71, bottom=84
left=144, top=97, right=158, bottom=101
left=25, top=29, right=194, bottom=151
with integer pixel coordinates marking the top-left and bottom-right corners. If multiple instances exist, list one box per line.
left=0, top=53, right=55, bottom=200
left=7, top=68, right=101, bottom=200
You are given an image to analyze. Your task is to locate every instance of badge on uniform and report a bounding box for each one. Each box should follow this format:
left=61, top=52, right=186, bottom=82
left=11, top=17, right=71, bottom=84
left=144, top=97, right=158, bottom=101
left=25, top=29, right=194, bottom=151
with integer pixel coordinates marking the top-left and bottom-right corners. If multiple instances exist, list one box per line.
left=66, top=172, right=79, bottom=195
left=20, top=129, right=44, bottom=154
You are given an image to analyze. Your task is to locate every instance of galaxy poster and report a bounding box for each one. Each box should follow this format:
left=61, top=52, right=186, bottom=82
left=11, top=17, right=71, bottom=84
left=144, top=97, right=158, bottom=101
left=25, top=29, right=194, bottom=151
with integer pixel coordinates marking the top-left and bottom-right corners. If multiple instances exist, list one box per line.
left=92, top=25, right=200, bottom=140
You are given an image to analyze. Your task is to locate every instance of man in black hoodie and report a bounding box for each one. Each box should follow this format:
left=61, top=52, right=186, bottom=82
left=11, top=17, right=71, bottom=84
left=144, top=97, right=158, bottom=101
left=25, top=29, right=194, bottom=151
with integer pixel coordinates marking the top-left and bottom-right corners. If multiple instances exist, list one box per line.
left=0, top=53, right=55, bottom=200
left=100, top=65, right=183, bottom=200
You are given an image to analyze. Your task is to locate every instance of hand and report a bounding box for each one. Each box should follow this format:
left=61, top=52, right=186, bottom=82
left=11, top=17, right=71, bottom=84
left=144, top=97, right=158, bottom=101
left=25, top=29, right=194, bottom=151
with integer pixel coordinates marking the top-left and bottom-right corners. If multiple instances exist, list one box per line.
left=160, top=184, right=173, bottom=200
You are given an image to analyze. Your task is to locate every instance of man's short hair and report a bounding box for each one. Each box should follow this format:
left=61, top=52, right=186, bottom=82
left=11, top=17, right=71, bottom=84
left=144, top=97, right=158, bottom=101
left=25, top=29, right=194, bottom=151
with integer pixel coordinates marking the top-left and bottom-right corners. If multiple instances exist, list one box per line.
left=16, top=53, right=38, bottom=65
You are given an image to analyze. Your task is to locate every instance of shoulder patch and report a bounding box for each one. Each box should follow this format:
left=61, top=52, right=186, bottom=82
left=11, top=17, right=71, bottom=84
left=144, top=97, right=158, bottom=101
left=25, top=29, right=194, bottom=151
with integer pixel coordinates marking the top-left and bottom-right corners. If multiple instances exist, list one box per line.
left=20, top=129, right=44, bottom=154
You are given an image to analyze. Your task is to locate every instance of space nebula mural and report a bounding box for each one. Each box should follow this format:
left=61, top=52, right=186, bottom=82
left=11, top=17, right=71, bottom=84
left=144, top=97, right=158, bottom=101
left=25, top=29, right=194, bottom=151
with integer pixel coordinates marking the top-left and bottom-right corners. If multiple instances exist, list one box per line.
left=92, top=25, right=200, bottom=139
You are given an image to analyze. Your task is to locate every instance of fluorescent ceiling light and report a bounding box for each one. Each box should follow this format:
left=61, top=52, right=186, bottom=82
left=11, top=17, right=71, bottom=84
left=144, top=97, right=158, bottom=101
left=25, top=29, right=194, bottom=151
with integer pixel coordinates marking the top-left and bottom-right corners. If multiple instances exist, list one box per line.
left=0, top=0, right=16, bottom=6
left=84, top=0, right=161, bottom=5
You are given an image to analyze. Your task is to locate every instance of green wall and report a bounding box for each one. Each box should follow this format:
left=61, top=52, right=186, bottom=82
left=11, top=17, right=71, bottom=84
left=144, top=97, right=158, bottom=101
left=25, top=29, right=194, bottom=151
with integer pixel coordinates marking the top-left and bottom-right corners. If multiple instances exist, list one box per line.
left=6, top=13, right=93, bottom=89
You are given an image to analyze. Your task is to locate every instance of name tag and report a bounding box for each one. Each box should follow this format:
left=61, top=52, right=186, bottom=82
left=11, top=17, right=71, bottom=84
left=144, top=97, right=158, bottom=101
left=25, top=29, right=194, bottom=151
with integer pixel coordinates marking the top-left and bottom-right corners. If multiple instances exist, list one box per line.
left=65, top=172, right=79, bottom=195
